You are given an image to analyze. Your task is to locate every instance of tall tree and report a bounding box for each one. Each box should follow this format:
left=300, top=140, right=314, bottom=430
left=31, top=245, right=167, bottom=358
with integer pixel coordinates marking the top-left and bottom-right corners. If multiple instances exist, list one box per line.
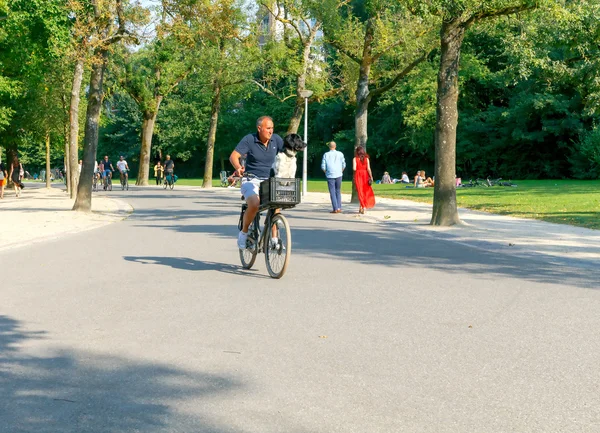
left=115, top=0, right=197, bottom=186
left=197, top=0, right=256, bottom=188
left=73, top=0, right=144, bottom=212
left=257, top=0, right=328, bottom=134
left=407, top=0, right=544, bottom=226
left=116, top=43, right=192, bottom=185
left=317, top=0, right=437, bottom=149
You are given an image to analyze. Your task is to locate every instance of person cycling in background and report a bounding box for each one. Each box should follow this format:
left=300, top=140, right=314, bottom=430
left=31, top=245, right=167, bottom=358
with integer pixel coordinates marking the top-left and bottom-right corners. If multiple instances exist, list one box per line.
left=229, top=116, right=284, bottom=249
left=116, top=155, right=129, bottom=183
left=102, top=155, right=114, bottom=189
left=164, top=155, right=174, bottom=184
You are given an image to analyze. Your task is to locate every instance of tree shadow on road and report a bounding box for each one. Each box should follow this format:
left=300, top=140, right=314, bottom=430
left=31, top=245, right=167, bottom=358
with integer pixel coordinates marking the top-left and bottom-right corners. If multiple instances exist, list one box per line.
left=123, top=256, right=269, bottom=279
left=290, top=225, right=600, bottom=289
left=0, top=315, right=244, bottom=433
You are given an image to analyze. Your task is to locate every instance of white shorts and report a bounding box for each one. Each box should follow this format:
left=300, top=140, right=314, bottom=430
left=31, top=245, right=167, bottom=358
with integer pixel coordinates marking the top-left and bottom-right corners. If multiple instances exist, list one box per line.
left=240, top=177, right=264, bottom=199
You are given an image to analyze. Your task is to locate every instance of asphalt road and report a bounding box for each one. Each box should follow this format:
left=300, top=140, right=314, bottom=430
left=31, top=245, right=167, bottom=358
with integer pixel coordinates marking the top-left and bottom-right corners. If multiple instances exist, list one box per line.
left=2, top=187, right=599, bottom=433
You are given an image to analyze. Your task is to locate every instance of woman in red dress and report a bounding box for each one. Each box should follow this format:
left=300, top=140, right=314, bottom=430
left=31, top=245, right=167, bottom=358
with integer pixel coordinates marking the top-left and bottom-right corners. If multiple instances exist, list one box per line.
left=353, top=146, right=375, bottom=214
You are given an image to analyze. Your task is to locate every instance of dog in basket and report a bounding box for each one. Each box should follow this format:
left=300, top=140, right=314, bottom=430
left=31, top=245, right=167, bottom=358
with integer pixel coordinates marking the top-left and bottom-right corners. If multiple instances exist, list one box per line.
left=274, top=133, right=306, bottom=179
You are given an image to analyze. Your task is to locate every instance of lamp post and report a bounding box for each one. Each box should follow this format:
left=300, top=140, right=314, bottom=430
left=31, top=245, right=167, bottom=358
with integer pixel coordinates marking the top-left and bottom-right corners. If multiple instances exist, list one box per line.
left=298, top=89, right=313, bottom=196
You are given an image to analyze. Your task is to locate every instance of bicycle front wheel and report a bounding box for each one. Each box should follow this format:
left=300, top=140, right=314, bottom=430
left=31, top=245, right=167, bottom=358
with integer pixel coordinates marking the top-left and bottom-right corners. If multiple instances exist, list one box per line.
left=163, top=179, right=167, bottom=189
left=239, top=221, right=258, bottom=269
left=265, top=214, right=291, bottom=279
left=169, top=180, right=174, bottom=190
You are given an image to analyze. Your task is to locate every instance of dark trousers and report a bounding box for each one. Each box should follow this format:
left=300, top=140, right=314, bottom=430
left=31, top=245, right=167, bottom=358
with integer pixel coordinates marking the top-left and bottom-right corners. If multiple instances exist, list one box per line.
left=327, top=177, right=342, bottom=211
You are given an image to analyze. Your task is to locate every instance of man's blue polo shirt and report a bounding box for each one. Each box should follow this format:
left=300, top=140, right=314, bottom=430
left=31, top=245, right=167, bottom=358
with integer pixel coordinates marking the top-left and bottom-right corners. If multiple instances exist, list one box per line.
left=235, top=133, right=284, bottom=178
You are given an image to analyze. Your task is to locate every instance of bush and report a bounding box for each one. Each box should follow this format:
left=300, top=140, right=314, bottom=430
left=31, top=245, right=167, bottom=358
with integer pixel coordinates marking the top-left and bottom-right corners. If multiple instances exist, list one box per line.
left=570, top=127, right=600, bottom=179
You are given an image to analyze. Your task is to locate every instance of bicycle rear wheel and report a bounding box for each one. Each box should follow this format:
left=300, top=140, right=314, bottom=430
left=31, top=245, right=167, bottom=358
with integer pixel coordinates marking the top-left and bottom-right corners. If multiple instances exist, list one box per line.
left=265, top=214, right=291, bottom=279
left=239, top=220, right=258, bottom=269
left=169, top=179, right=174, bottom=190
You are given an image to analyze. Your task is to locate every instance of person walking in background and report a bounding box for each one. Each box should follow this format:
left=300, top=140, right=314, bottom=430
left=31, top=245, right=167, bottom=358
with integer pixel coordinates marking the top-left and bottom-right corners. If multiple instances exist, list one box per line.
left=154, top=161, right=164, bottom=185
left=9, top=157, right=23, bottom=198
left=353, top=146, right=375, bottom=214
left=0, top=160, right=6, bottom=199
left=321, top=141, right=346, bottom=213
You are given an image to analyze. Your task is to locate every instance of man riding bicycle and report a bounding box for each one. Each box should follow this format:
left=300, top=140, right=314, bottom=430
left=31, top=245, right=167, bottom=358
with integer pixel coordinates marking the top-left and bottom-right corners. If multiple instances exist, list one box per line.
left=163, top=155, right=175, bottom=184
left=101, top=155, right=114, bottom=189
left=229, top=116, right=284, bottom=250
left=116, top=155, right=129, bottom=182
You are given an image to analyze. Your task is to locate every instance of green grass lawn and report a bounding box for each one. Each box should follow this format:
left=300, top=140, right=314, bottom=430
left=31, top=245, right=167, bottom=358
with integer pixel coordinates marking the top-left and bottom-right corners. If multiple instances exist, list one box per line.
left=372, top=179, right=600, bottom=230
left=166, top=178, right=600, bottom=230
left=306, top=179, right=600, bottom=230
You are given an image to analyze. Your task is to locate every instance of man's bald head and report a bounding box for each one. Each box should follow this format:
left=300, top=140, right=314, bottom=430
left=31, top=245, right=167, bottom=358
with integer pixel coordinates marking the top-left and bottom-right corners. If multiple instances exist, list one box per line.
left=328, top=141, right=336, bottom=150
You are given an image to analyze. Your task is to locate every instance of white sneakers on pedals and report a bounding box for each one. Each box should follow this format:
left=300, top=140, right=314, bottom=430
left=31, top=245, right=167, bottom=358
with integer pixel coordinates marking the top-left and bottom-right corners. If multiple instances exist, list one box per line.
left=237, top=231, right=248, bottom=249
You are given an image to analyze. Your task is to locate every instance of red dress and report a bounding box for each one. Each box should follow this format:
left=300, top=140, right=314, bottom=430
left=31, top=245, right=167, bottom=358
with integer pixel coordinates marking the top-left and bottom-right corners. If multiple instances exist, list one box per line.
left=354, top=157, right=375, bottom=209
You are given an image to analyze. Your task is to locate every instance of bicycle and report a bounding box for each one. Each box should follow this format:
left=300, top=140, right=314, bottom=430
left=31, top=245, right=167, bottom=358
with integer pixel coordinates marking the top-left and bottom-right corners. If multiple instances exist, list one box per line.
left=164, top=172, right=175, bottom=190
left=92, top=173, right=99, bottom=192
left=238, top=177, right=300, bottom=279
left=119, top=170, right=129, bottom=191
left=220, top=170, right=229, bottom=187
left=103, top=171, right=113, bottom=191
left=490, top=177, right=518, bottom=187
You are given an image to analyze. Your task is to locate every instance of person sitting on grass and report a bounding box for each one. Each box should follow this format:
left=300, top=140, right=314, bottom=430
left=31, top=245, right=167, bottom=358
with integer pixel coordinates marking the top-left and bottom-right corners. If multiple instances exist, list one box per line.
left=414, top=170, right=424, bottom=188
left=381, top=171, right=392, bottom=184
left=422, top=171, right=434, bottom=187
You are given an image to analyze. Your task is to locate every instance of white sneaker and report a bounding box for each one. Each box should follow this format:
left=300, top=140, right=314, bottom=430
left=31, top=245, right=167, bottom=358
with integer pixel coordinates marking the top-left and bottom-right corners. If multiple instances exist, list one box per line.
left=270, top=237, right=286, bottom=252
left=237, top=231, right=248, bottom=249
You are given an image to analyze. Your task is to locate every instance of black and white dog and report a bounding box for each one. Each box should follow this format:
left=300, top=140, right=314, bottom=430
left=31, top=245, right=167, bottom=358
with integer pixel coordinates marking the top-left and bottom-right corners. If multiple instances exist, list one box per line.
left=274, top=133, right=307, bottom=178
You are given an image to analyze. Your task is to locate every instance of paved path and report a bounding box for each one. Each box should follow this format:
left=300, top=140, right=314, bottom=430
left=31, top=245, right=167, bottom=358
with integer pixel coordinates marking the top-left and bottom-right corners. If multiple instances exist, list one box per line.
left=1, top=186, right=599, bottom=433
left=0, top=182, right=131, bottom=252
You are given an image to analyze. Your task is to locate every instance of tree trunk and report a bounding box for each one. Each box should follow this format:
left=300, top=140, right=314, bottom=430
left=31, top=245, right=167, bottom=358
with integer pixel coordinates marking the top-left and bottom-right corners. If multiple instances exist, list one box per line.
left=202, top=80, right=222, bottom=188
left=73, top=54, right=107, bottom=212
left=287, top=98, right=304, bottom=135
left=69, top=59, right=84, bottom=198
left=430, top=20, right=465, bottom=226
left=136, top=97, right=162, bottom=186
left=64, top=129, right=71, bottom=195
left=45, top=133, right=51, bottom=189
left=354, top=93, right=371, bottom=149
left=351, top=18, right=375, bottom=203
left=354, top=18, right=374, bottom=150
left=287, top=37, right=313, bottom=135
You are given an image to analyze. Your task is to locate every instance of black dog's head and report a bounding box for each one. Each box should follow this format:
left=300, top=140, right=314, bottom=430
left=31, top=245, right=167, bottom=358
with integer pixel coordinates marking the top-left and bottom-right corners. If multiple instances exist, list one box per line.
left=283, top=134, right=307, bottom=152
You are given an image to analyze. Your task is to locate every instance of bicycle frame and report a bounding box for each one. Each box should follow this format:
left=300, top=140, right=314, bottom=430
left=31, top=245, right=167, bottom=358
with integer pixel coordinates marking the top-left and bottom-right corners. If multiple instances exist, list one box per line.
left=247, top=207, right=276, bottom=254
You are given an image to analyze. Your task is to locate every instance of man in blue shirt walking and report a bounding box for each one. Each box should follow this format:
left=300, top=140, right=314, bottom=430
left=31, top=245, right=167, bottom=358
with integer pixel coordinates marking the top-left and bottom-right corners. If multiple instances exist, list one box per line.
left=321, top=141, right=346, bottom=213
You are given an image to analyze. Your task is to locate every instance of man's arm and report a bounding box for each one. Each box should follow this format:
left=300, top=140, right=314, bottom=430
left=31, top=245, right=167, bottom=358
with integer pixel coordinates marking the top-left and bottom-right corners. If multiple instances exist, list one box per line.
left=230, top=150, right=245, bottom=177
left=321, top=154, right=327, bottom=173
left=341, top=154, right=346, bottom=171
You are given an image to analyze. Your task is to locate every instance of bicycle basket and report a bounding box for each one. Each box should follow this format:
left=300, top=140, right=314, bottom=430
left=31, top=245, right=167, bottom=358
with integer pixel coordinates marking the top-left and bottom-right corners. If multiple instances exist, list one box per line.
left=259, top=178, right=301, bottom=208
